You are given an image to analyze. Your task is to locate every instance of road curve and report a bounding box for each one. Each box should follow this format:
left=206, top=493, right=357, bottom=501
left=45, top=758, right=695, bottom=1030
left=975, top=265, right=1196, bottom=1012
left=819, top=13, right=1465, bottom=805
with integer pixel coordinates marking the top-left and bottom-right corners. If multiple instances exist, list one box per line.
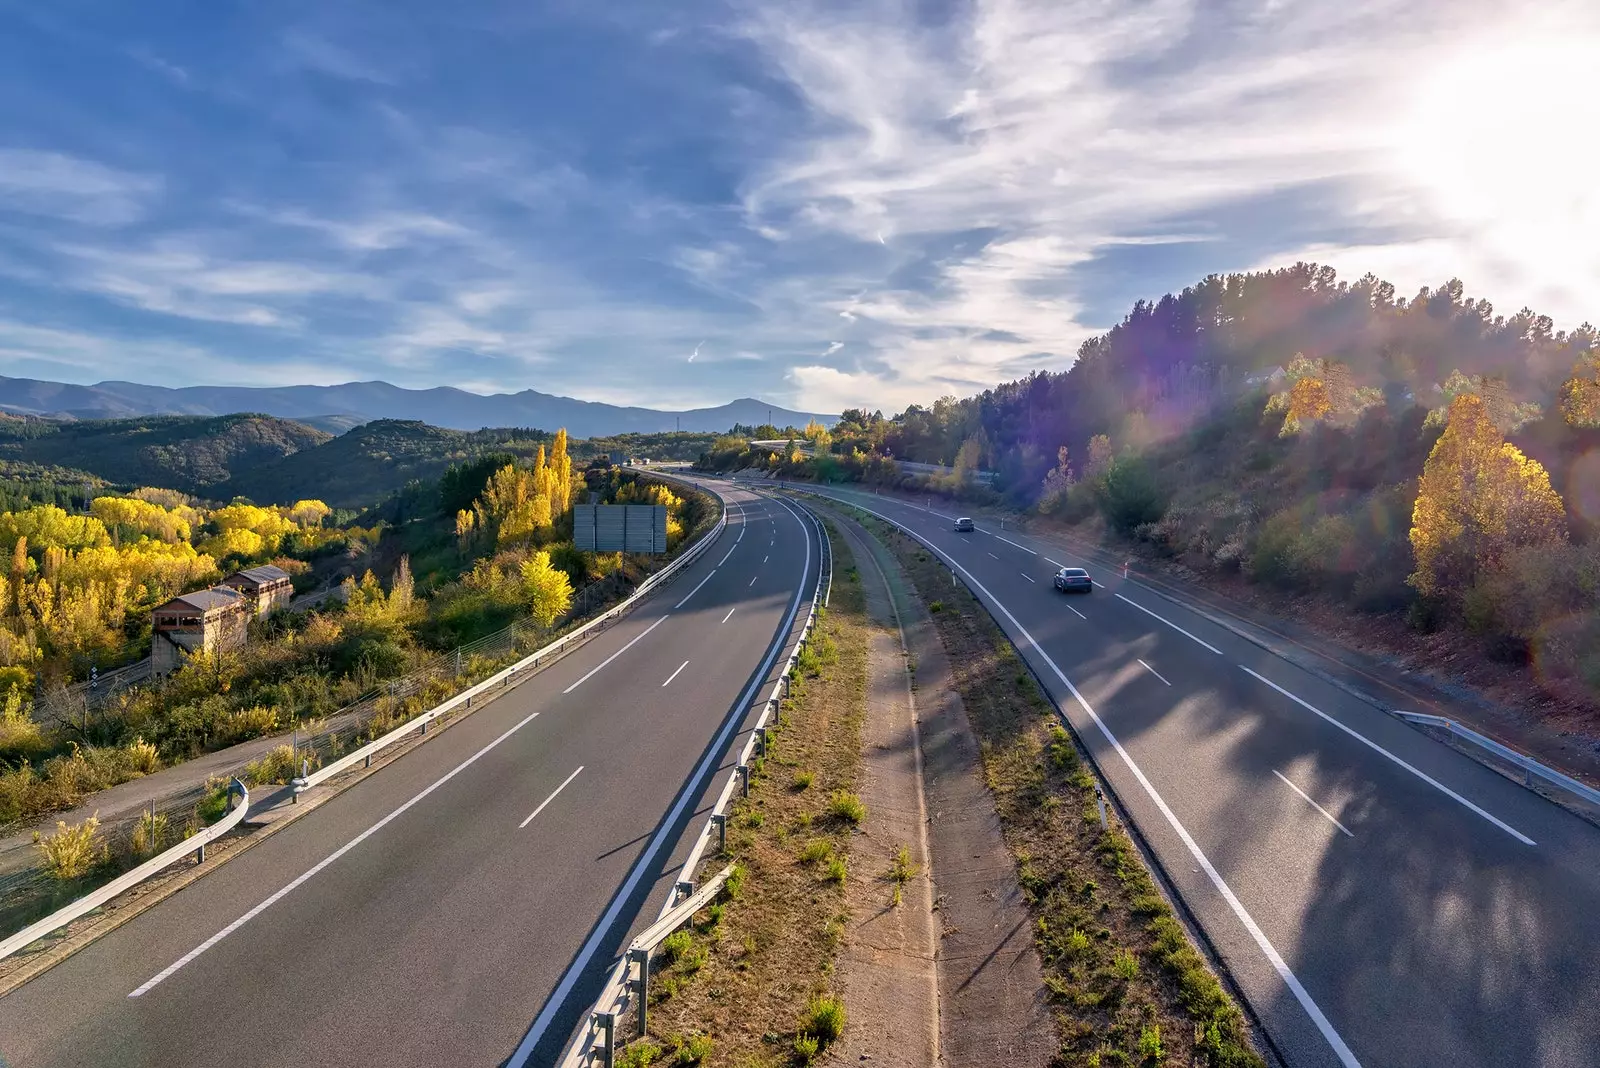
left=0, top=482, right=821, bottom=1068
left=769, top=476, right=1600, bottom=1068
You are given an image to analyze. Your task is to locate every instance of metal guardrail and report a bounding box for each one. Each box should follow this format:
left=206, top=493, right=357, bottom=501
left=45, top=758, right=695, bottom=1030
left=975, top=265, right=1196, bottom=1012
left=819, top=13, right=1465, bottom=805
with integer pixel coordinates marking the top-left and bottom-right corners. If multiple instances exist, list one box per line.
left=292, top=501, right=729, bottom=798
left=0, top=778, right=249, bottom=961
left=558, top=493, right=831, bottom=1068
left=1391, top=711, right=1600, bottom=809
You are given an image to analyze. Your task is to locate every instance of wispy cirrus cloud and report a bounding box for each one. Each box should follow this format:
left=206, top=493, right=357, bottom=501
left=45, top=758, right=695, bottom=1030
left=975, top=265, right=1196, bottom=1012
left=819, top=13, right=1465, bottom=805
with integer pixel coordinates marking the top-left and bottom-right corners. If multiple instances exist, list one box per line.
left=0, top=149, right=161, bottom=227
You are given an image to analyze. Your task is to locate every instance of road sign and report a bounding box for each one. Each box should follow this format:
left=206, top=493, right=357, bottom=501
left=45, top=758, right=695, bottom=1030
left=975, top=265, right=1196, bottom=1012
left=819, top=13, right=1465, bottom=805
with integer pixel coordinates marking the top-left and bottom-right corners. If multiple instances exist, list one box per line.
left=574, top=504, right=668, bottom=553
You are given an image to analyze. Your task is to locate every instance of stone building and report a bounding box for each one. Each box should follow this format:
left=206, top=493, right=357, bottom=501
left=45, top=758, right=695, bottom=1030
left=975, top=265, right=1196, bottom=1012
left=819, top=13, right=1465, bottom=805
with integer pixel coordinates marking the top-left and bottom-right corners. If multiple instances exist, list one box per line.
left=220, top=564, right=294, bottom=618
left=151, top=587, right=248, bottom=675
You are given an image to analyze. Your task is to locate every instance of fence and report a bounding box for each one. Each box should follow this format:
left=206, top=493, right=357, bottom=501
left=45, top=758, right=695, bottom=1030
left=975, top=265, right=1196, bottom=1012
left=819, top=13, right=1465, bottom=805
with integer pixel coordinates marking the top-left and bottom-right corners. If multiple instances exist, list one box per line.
left=558, top=494, right=832, bottom=1067
left=0, top=484, right=727, bottom=954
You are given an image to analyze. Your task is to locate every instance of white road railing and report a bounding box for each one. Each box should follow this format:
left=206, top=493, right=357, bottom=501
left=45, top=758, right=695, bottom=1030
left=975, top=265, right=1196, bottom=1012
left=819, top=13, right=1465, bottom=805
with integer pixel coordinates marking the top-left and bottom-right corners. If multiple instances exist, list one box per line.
left=0, top=778, right=249, bottom=961
left=1391, top=711, right=1600, bottom=809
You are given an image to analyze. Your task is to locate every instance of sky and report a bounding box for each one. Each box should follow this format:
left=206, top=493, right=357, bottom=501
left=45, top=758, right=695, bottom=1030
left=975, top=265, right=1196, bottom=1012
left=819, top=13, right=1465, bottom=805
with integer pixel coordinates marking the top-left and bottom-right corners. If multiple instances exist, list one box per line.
left=1, top=0, right=1597, bottom=414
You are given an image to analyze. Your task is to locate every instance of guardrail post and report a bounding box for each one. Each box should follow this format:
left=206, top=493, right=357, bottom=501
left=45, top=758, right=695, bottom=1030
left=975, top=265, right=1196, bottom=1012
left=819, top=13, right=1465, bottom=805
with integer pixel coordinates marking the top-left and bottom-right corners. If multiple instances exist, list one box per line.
left=675, top=879, right=694, bottom=904
left=595, top=1011, right=615, bottom=1068
left=711, top=812, right=726, bottom=855
left=755, top=726, right=768, bottom=757
left=737, top=764, right=750, bottom=797
left=629, top=947, right=650, bottom=1039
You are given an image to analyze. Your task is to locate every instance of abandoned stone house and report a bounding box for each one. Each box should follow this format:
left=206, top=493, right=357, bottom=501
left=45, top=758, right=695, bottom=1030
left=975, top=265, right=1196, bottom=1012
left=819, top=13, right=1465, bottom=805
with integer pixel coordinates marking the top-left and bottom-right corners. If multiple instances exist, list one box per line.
left=151, top=587, right=248, bottom=675
left=150, top=565, right=295, bottom=674
left=220, top=564, right=294, bottom=617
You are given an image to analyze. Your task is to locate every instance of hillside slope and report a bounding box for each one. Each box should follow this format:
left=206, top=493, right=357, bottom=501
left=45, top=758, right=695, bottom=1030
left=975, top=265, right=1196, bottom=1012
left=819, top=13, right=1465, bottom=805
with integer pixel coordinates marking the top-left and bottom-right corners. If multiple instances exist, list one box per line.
left=0, top=414, right=329, bottom=495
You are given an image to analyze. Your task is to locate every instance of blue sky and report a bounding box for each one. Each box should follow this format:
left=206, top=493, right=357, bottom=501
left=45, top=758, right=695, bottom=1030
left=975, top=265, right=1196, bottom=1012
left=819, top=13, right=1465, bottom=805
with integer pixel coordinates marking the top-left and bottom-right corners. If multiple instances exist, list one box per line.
left=1, top=0, right=1596, bottom=412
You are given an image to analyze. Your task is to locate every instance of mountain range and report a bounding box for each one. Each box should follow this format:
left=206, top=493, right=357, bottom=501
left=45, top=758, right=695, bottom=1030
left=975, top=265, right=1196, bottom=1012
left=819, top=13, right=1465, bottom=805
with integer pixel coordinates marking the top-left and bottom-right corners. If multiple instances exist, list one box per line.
left=0, top=376, right=834, bottom=438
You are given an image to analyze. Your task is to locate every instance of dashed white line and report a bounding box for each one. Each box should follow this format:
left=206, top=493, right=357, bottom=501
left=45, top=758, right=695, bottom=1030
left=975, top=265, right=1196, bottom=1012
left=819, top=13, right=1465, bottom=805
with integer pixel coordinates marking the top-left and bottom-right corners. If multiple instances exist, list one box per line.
left=721, top=606, right=737, bottom=623
left=662, top=660, right=690, bottom=687
left=762, top=554, right=768, bottom=563
left=1115, top=593, right=1223, bottom=655
left=988, top=552, right=1000, bottom=560
left=1137, top=659, right=1171, bottom=686
left=1092, top=580, right=1106, bottom=588
left=1272, top=770, right=1352, bottom=837
left=131, top=705, right=547, bottom=997
left=989, top=532, right=1037, bottom=555
left=564, top=615, right=671, bottom=693
left=1242, top=667, right=1534, bottom=845
left=1020, top=572, right=1035, bottom=583
left=674, top=570, right=717, bottom=609
left=520, top=766, right=585, bottom=828
left=748, top=574, right=758, bottom=587
left=1066, top=604, right=1087, bottom=620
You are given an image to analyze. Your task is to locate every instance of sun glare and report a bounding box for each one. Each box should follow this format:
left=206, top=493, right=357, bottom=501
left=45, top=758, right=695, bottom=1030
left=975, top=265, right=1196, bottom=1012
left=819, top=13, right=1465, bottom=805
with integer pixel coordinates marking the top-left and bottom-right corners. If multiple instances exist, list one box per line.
left=1395, top=37, right=1600, bottom=263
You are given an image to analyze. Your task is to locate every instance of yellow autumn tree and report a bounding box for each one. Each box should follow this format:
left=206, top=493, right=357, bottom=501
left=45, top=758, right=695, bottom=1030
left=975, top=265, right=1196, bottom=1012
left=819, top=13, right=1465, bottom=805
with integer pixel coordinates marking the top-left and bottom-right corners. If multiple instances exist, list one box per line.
left=1280, top=376, right=1332, bottom=436
left=1084, top=434, right=1114, bottom=479
left=521, top=550, right=573, bottom=629
left=1559, top=352, right=1600, bottom=427
left=1409, top=393, right=1568, bottom=597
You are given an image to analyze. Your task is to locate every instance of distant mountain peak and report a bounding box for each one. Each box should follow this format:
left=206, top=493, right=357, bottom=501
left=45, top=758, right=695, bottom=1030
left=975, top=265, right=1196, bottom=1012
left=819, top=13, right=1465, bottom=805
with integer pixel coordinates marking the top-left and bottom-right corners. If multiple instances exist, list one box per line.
left=0, top=375, right=835, bottom=437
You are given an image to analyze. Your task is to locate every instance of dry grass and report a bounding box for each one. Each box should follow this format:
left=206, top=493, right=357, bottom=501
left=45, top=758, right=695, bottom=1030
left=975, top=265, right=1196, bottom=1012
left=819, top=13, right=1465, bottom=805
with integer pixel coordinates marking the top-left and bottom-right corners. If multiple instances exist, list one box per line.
left=870, top=518, right=1264, bottom=1068
left=630, top=525, right=867, bottom=1067
left=32, top=815, right=104, bottom=881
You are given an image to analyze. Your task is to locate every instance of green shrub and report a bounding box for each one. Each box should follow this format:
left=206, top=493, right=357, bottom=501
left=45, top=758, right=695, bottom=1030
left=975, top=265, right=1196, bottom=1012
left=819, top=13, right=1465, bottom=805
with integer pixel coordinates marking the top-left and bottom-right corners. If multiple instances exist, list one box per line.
left=1096, top=456, right=1166, bottom=534
left=824, top=790, right=866, bottom=825
left=792, top=1033, right=820, bottom=1063
left=616, top=1039, right=662, bottom=1068
left=798, top=839, right=833, bottom=864
left=823, top=856, right=847, bottom=884
left=660, top=929, right=694, bottom=964
left=792, top=769, right=814, bottom=791
left=803, top=994, right=847, bottom=1044
left=669, top=1033, right=712, bottom=1064
left=1138, top=1024, right=1165, bottom=1060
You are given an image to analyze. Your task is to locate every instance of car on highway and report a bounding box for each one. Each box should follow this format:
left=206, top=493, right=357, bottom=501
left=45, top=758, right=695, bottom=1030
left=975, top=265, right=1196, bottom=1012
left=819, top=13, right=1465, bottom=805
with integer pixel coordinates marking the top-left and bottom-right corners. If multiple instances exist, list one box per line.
left=1054, top=566, right=1092, bottom=593
left=954, top=516, right=975, bottom=532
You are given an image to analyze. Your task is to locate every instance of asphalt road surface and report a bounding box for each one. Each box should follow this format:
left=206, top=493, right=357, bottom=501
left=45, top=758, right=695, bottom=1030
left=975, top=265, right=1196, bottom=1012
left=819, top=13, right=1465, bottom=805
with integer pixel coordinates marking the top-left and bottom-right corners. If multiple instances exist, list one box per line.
left=0, top=482, right=819, bottom=1068
left=766, top=477, right=1600, bottom=1068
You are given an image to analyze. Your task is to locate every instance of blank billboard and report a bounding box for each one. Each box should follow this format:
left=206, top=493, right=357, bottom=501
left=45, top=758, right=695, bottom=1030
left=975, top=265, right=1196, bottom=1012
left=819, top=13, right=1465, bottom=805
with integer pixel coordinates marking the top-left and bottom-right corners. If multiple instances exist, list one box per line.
left=573, top=504, right=668, bottom=554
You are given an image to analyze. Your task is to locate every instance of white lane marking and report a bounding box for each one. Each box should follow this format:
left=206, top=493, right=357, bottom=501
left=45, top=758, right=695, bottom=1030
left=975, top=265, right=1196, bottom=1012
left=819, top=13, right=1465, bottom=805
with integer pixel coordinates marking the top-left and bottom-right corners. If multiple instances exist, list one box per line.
left=1045, top=557, right=1066, bottom=568
left=718, top=547, right=736, bottom=566
left=987, top=552, right=999, bottom=560
left=662, top=660, right=690, bottom=687
left=674, top=570, right=718, bottom=609
left=1137, top=659, right=1171, bottom=686
left=988, top=532, right=1037, bottom=555
left=1242, top=667, right=1535, bottom=846
left=564, top=615, right=671, bottom=693
left=763, top=554, right=768, bottom=563
left=721, top=607, right=736, bottom=624
left=1020, top=572, right=1035, bottom=583
left=1092, top=580, right=1106, bottom=588
left=748, top=574, right=758, bottom=587
left=1066, top=603, right=1087, bottom=620
left=131, top=706, right=546, bottom=997
left=813, top=496, right=1364, bottom=1068
left=1115, top=593, right=1223, bottom=655
left=520, top=767, right=585, bottom=828
left=510, top=489, right=815, bottom=1065
left=1272, top=770, right=1353, bottom=838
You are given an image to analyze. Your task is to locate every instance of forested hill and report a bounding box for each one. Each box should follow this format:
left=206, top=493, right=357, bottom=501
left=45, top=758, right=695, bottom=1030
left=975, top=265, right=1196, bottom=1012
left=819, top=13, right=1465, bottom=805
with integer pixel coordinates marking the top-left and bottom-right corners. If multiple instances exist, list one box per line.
left=873, top=264, right=1592, bottom=489
left=0, top=413, right=329, bottom=495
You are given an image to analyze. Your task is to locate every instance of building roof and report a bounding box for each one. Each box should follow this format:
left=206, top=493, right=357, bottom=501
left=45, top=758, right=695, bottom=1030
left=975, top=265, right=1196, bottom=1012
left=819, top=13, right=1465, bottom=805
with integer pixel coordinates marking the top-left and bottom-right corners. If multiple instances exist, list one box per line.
left=155, top=587, right=244, bottom=614
left=227, top=564, right=292, bottom=587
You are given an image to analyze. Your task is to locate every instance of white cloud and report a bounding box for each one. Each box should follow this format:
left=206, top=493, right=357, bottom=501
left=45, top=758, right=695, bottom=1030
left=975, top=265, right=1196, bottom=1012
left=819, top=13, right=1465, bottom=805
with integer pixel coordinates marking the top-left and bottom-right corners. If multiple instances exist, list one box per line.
left=0, top=149, right=161, bottom=226
left=281, top=30, right=395, bottom=84
left=733, top=0, right=1600, bottom=409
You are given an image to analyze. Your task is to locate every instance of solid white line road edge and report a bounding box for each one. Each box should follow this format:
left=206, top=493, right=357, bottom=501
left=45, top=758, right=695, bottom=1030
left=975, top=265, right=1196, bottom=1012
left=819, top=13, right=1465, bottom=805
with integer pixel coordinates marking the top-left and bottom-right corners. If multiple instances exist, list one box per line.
left=806, top=494, right=1365, bottom=1068
left=131, top=708, right=547, bottom=997
left=510, top=486, right=815, bottom=1067
left=564, top=615, right=671, bottom=694
left=1272, top=770, right=1353, bottom=838
left=662, top=660, right=689, bottom=687
left=1116, top=593, right=1223, bottom=655
left=1243, top=667, right=1534, bottom=846
left=521, top=767, right=585, bottom=829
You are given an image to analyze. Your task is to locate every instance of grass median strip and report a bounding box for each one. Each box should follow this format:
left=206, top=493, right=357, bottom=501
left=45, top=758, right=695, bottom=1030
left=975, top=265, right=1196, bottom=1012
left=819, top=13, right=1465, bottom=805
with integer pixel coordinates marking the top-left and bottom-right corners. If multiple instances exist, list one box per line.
left=866, top=515, right=1265, bottom=1068
left=622, top=522, right=867, bottom=1067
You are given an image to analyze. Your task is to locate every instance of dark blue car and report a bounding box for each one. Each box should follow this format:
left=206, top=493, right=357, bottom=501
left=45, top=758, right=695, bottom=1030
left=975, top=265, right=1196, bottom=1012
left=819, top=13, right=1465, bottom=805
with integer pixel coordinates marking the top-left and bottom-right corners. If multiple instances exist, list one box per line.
left=1053, top=567, right=1092, bottom=593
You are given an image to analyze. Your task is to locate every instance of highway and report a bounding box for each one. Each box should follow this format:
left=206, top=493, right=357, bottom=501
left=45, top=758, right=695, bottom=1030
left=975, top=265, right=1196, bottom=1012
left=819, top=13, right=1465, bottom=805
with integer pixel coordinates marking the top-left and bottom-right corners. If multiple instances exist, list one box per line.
left=0, top=481, right=820, bottom=1068
left=761, top=477, right=1600, bottom=1068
